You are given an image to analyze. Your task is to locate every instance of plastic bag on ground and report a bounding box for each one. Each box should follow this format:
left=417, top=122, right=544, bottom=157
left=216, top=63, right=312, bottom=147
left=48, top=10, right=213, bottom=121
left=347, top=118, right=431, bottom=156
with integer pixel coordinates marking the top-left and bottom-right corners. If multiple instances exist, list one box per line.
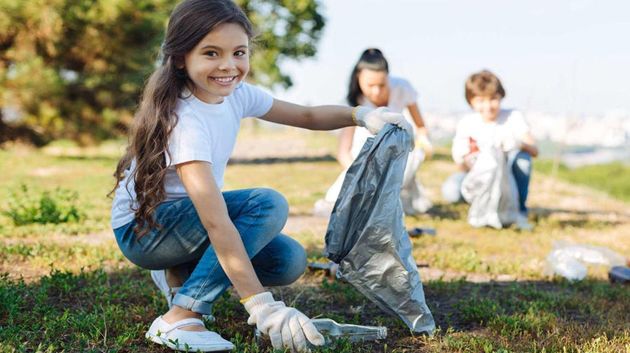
left=546, top=241, right=626, bottom=281
left=324, top=124, right=435, bottom=334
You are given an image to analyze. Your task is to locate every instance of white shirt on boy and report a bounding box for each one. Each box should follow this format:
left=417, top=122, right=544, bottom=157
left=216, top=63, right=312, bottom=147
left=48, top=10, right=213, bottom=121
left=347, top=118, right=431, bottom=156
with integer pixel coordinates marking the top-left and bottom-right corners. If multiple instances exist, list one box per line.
left=451, top=109, right=530, bottom=166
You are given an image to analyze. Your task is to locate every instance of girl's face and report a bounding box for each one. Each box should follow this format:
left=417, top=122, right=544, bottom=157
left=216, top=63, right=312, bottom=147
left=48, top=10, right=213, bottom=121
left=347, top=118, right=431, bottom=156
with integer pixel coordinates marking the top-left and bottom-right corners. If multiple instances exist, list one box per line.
left=183, top=22, right=250, bottom=104
left=357, top=69, right=389, bottom=106
left=470, top=95, right=502, bottom=122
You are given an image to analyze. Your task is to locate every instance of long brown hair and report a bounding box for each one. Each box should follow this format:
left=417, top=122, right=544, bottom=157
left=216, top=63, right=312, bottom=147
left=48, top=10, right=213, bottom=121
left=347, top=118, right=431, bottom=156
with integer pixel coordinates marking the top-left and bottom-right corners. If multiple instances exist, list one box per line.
left=112, top=0, right=253, bottom=237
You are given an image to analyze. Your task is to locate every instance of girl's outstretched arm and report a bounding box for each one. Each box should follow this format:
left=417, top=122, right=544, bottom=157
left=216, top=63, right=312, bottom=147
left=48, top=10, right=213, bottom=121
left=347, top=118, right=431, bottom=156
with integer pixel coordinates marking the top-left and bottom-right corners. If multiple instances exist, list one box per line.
left=261, top=99, right=354, bottom=130
left=261, top=99, right=412, bottom=134
left=177, top=160, right=264, bottom=298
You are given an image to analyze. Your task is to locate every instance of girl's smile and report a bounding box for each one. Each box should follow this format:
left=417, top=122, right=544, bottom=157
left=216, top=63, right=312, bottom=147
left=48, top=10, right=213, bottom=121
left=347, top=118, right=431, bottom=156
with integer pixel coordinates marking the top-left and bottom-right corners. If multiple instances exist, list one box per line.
left=211, top=76, right=238, bottom=85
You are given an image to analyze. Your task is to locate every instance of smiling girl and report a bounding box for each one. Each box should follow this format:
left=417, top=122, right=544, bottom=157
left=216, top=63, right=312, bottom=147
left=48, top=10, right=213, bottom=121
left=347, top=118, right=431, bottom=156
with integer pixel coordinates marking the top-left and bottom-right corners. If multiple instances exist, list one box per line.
left=110, top=1, right=410, bottom=352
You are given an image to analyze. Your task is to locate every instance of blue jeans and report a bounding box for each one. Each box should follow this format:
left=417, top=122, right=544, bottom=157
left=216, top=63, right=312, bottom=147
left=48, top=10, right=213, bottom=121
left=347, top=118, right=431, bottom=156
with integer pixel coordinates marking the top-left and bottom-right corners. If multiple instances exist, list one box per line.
left=113, top=188, right=307, bottom=315
left=441, top=151, right=532, bottom=213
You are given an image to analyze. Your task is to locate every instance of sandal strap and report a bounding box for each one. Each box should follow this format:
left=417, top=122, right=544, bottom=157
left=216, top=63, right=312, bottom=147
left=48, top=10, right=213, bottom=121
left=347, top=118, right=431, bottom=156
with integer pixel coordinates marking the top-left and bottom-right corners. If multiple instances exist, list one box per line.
left=163, top=318, right=206, bottom=333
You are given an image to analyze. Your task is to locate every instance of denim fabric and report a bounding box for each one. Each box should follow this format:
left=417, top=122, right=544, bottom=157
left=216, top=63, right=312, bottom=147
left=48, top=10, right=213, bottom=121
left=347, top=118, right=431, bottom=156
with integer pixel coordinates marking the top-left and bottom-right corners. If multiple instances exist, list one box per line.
left=441, top=151, right=532, bottom=213
left=509, top=150, right=532, bottom=213
left=113, top=188, right=307, bottom=315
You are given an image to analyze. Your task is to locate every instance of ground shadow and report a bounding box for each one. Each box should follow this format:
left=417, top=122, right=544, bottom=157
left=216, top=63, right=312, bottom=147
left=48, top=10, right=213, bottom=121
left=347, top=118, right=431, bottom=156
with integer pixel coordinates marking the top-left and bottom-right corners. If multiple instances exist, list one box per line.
left=429, top=151, right=453, bottom=162
left=531, top=206, right=630, bottom=220
left=531, top=206, right=628, bottom=230
left=228, top=154, right=336, bottom=165
left=53, top=154, right=121, bottom=162
left=423, top=202, right=466, bottom=221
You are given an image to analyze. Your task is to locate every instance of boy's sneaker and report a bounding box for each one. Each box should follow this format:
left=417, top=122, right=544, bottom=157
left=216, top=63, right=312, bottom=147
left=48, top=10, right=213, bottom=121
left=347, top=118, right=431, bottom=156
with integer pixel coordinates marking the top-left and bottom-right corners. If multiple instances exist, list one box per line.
left=150, top=270, right=215, bottom=323
left=515, top=214, right=534, bottom=231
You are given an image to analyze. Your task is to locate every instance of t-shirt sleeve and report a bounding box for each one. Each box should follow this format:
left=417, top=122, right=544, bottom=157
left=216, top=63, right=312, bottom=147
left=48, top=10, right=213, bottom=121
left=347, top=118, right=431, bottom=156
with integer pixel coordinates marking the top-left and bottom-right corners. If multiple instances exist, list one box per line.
left=166, top=113, right=213, bottom=167
left=238, top=83, right=274, bottom=118
left=399, top=78, right=419, bottom=105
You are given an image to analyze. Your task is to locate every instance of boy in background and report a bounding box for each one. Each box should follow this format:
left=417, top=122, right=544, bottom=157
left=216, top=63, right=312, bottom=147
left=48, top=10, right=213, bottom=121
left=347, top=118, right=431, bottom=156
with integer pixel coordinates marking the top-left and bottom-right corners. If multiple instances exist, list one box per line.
left=441, top=70, right=538, bottom=230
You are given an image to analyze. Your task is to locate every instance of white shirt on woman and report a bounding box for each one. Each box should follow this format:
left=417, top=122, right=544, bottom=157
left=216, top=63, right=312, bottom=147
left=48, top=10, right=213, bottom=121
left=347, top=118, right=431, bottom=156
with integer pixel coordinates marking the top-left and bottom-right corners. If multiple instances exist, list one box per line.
left=351, top=76, right=418, bottom=157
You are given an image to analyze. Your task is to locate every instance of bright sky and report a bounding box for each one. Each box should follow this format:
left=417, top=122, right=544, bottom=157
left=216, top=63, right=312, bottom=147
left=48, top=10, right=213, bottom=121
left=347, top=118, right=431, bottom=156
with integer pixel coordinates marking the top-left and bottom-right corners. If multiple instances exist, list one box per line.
left=274, top=0, right=630, bottom=116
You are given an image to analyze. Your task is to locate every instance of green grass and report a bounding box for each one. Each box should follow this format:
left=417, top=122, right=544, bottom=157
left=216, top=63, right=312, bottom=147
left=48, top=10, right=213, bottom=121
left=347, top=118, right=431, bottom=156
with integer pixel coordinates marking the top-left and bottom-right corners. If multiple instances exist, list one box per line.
left=1, top=129, right=629, bottom=352
left=535, top=160, right=630, bottom=202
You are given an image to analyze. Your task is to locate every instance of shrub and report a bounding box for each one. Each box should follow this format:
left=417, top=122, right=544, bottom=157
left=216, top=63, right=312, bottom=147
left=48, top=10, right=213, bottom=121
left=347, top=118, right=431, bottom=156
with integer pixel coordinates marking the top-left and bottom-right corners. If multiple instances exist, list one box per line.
left=3, top=184, right=82, bottom=225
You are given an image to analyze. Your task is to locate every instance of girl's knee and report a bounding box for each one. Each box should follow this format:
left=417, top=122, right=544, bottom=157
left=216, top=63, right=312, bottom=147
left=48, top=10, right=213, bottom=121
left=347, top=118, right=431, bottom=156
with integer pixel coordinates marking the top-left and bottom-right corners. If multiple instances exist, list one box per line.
left=252, top=188, right=288, bottom=228
left=275, top=237, right=307, bottom=285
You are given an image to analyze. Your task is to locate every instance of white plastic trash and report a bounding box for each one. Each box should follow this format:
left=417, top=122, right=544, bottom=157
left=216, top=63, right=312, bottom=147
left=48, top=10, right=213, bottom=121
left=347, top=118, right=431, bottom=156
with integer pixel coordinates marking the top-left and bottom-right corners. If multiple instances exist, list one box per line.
left=546, top=241, right=626, bottom=281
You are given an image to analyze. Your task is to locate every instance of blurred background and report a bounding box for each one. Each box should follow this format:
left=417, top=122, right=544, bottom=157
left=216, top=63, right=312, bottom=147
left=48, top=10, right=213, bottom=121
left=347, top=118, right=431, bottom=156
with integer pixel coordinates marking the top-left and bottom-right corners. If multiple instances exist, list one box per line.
left=2, top=0, right=629, bottom=165
left=275, top=0, right=630, bottom=166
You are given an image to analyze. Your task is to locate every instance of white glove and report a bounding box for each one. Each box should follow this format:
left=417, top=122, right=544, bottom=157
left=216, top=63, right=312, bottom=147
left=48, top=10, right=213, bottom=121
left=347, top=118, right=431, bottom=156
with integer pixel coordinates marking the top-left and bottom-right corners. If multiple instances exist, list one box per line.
left=243, top=292, right=325, bottom=352
left=415, top=133, right=433, bottom=159
left=354, top=106, right=413, bottom=135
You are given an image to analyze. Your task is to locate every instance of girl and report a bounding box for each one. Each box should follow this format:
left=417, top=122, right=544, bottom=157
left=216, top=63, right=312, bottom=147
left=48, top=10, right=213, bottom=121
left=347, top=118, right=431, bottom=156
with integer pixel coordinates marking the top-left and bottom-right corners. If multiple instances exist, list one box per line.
left=110, top=1, right=411, bottom=352
left=315, top=48, right=433, bottom=217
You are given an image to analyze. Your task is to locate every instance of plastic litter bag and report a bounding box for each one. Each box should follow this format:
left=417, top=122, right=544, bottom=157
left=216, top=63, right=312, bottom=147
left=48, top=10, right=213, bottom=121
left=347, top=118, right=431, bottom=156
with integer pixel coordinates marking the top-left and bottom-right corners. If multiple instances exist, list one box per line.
left=325, top=124, right=435, bottom=334
left=461, top=147, right=519, bottom=228
left=314, top=135, right=431, bottom=218
left=545, top=241, right=626, bottom=281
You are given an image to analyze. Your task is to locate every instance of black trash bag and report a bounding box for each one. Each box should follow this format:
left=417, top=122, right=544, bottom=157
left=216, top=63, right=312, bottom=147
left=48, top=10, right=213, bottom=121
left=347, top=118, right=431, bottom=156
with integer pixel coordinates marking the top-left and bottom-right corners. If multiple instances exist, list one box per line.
left=325, top=124, right=435, bottom=334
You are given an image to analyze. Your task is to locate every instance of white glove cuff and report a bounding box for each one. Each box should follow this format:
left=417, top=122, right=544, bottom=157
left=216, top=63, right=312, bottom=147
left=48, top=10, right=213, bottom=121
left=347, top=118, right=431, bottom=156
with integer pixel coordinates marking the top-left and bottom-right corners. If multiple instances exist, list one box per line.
left=353, top=106, right=372, bottom=127
left=243, top=291, right=275, bottom=314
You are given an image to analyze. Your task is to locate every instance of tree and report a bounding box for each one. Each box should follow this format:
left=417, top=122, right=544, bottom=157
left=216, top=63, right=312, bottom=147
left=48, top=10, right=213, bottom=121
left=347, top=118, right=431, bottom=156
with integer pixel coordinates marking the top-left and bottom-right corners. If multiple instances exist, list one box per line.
left=236, top=0, right=324, bottom=88
left=0, top=0, right=325, bottom=145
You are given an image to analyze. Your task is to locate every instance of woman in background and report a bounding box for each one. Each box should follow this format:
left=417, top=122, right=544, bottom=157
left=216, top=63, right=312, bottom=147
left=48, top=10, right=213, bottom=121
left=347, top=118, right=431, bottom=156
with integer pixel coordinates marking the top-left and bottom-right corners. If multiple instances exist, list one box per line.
left=314, top=48, right=433, bottom=217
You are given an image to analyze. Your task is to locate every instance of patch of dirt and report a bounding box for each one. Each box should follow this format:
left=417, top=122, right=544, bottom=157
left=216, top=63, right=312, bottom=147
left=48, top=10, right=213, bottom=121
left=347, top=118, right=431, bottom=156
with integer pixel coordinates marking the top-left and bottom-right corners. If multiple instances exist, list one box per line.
left=28, top=167, right=68, bottom=177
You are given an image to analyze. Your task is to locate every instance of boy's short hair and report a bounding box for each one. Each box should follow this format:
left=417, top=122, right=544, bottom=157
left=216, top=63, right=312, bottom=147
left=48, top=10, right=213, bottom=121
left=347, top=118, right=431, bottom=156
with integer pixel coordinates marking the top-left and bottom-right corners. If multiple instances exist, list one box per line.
left=465, top=70, right=506, bottom=105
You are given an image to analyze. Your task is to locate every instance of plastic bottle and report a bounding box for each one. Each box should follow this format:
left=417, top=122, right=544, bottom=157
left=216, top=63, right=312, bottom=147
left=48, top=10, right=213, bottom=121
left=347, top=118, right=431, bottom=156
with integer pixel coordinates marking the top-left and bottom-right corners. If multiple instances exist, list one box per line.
left=254, top=318, right=387, bottom=346
left=311, top=318, right=387, bottom=344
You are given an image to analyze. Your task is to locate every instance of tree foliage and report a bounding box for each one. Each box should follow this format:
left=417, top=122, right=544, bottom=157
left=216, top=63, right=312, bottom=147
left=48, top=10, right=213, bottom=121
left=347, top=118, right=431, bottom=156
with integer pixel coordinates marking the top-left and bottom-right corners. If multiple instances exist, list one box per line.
left=0, top=0, right=325, bottom=145
left=236, top=0, right=325, bottom=88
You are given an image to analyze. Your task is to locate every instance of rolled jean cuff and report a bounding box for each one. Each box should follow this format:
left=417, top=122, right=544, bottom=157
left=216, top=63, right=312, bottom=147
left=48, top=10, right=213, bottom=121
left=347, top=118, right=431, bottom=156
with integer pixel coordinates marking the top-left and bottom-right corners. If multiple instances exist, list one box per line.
left=172, top=293, right=213, bottom=315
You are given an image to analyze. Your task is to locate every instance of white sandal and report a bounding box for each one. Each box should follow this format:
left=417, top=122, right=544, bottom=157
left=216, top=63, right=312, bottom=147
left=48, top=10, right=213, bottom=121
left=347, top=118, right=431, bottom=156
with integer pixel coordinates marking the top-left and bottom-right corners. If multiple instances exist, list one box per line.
left=145, top=316, right=234, bottom=352
left=150, top=270, right=215, bottom=322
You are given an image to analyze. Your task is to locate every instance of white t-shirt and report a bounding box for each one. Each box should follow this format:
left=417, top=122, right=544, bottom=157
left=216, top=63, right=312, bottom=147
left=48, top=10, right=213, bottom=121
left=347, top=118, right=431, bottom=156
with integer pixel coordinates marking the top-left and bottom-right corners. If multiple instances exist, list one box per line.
left=451, top=109, right=530, bottom=165
left=111, top=83, right=273, bottom=229
left=351, top=76, right=418, bottom=158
